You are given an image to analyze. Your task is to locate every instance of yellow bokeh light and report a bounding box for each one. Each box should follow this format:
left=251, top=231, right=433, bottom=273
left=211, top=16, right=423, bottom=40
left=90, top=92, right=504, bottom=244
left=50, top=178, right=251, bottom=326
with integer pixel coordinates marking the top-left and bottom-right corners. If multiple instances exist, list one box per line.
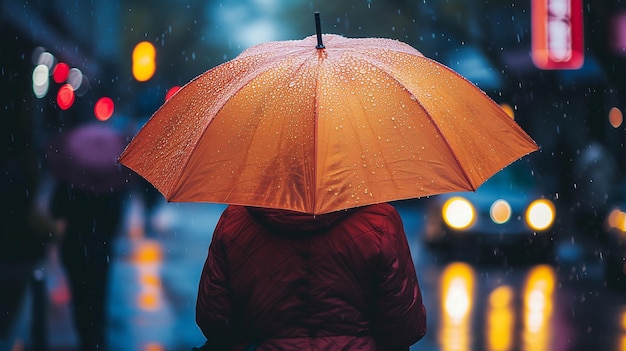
left=608, top=209, right=626, bottom=233
left=138, top=291, right=159, bottom=311
left=440, top=262, right=475, bottom=351
left=132, top=242, right=162, bottom=263
left=487, top=286, right=515, bottom=351
left=132, top=41, right=157, bottom=82
left=490, top=200, right=512, bottom=224
left=522, top=265, right=555, bottom=351
left=443, top=197, right=475, bottom=230
left=526, top=199, right=555, bottom=231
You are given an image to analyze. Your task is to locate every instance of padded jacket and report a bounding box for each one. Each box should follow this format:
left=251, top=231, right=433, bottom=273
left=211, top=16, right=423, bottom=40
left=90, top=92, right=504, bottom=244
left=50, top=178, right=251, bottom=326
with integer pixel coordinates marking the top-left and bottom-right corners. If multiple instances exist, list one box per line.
left=196, top=203, right=426, bottom=350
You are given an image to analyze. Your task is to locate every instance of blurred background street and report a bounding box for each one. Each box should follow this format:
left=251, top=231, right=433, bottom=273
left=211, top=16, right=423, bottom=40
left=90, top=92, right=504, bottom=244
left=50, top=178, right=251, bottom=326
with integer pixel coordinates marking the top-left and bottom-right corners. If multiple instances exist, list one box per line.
left=9, top=196, right=626, bottom=351
left=2, top=0, right=626, bottom=350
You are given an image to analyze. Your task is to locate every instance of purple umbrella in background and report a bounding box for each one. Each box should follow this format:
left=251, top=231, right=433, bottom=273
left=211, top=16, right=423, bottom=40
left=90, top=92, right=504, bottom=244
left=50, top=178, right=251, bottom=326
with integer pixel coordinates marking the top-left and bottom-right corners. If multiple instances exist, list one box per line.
left=46, top=123, right=134, bottom=194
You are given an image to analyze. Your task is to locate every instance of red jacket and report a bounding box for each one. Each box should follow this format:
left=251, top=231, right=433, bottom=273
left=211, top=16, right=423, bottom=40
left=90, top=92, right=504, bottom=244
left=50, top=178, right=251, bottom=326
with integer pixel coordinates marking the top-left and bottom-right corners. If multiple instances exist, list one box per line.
left=196, top=203, right=426, bottom=350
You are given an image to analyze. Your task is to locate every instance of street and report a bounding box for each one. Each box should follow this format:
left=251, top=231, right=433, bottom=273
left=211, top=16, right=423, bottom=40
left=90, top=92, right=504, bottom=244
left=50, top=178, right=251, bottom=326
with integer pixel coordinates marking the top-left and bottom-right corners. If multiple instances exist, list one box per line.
left=16, top=196, right=626, bottom=351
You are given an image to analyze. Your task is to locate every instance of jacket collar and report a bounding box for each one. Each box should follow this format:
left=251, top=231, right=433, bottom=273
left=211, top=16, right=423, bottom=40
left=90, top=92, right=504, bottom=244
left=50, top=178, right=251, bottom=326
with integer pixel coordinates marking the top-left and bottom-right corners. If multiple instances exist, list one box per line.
left=245, top=206, right=357, bottom=234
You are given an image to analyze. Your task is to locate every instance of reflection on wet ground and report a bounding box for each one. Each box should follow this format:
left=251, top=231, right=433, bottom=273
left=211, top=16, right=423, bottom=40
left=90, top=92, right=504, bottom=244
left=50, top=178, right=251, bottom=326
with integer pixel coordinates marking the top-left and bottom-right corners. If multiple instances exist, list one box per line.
left=8, top=198, right=626, bottom=351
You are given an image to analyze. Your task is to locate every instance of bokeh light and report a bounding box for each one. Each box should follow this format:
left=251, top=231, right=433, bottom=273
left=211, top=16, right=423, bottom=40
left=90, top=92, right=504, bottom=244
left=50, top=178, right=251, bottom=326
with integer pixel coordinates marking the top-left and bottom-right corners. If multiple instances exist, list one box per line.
left=132, top=41, right=157, bottom=82
left=609, top=107, right=623, bottom=128
left=31, top=47, right=46, bottom=65
left=165, top=86, right=181, bottom=101
left=607, top=208, right=626, bottom=234
left=67, top=67, right=84, bottom=91
left=93, top=96, right=115, bottom=121
left=32, top=64, right=50, bottom=98
left=37, top=51, right=55, bottom=70
left=75, top=75, right=90, bottom=97
left=443, top=197, right=475, bottom=230
left=52, top=62, right=70, bottom=83
left=439, top=262, right=474, bottom=351
left=56, top=84, right=75, bottom=110
left=94, top=97, right=115, bottom=121
left=490, top=199, right=512, bottom=224
left=526, top=199, right=555, bottom=231
left=522, top=265, right=555, bottom=350
left=486, top=286, right=515, bottom=351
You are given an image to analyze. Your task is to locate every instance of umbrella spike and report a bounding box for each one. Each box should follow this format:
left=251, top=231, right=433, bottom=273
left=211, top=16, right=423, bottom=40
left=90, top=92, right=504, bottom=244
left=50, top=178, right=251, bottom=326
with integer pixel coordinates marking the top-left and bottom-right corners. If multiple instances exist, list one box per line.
left=315, top=12, right=325, bottom=49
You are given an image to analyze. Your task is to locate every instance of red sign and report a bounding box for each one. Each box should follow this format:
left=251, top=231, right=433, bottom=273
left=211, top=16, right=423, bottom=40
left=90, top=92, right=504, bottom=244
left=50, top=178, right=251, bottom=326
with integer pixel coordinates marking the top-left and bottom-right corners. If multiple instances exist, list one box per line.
left=531, top=0, right=584, bottom=70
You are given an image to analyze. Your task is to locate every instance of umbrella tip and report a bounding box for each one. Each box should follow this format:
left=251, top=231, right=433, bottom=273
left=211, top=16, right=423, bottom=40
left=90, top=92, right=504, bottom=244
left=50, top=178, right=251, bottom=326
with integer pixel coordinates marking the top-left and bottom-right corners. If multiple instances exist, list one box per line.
left=314, top=12, right=325, bottom=49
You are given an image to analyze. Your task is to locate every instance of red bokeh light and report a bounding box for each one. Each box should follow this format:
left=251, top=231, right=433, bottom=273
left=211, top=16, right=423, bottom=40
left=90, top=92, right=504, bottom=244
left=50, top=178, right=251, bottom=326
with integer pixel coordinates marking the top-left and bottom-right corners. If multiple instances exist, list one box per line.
left=94, top=97, right=115, bottom=121
left=56, top=84, right=75, bottom=110
left=165, top=86, right=181, bottom=101
left=52, top=62, right=70, bottom=83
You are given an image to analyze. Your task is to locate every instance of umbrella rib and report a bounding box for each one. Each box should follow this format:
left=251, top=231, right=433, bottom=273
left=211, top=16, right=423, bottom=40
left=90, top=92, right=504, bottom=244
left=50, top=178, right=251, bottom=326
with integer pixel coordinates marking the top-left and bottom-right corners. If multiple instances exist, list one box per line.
left=173, top=73, right=268, bottom=201
left=354, top=53, right=477, bottom=190
left=340, top=63, right=403, bottom=193
left=172, top=55, right=304, bottom=202
left=244, top=57, right=313, bottom=210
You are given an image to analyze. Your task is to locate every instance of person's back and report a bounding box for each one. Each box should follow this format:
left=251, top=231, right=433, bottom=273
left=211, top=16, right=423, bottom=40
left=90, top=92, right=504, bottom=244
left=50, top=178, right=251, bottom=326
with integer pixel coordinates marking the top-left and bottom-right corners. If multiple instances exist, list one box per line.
left=196, top=203, right=426, bottom=350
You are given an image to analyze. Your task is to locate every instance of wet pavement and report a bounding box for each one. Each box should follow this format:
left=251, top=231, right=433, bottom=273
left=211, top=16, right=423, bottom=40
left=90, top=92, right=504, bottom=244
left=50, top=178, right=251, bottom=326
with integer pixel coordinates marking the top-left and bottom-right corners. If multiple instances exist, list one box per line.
left=8, top=196, right=226, bottom=351
left=6, top=197, right=626, bottom=351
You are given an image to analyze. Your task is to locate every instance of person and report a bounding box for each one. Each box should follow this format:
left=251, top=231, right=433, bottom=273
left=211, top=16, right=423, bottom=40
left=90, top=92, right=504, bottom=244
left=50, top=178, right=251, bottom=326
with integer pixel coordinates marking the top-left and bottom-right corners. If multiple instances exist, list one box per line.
left=196, top=203, right=427, bottom=350
left=50, top=182, right=126, bottom=351
left=0, top=24, right=56, bottom=350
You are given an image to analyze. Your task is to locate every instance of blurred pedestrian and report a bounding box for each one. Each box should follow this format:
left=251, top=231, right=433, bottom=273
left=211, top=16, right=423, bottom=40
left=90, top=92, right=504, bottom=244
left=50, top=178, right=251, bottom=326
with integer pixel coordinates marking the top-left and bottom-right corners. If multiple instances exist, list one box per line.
left=0, top=144, right=54, bottom=350
left=45, top=119, right=130, bottom=351
left=196, top=203, right=427, bottom=350
left=50, top=182, right=125, bottom=351
left=0, top=23, right=57, bottom=350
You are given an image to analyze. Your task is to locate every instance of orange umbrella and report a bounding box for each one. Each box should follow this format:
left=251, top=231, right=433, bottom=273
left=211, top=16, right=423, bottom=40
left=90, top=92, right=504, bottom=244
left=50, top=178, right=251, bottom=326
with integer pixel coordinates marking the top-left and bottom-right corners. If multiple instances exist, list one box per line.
left=119, top=16, right=538, bottom=215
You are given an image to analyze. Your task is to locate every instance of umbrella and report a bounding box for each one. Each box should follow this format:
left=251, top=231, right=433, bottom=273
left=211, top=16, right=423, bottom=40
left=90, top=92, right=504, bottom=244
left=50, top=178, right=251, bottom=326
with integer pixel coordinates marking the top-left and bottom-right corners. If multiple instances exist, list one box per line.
left=47, top=123, right=132, bottom=194
left=119, top=14, right=538, bottom=215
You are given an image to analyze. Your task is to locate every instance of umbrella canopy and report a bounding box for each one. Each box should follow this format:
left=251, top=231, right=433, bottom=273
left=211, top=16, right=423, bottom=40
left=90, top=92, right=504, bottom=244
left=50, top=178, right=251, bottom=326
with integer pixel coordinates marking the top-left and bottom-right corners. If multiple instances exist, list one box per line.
left=119, top=32, right=538, bottom=215
left=48, top=123, right=132, bottom=194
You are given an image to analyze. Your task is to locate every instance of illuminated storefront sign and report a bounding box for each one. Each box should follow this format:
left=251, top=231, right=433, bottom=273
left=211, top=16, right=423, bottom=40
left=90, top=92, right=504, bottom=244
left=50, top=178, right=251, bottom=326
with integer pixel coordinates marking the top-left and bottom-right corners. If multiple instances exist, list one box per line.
left=531, top=0, right=584, bottom=70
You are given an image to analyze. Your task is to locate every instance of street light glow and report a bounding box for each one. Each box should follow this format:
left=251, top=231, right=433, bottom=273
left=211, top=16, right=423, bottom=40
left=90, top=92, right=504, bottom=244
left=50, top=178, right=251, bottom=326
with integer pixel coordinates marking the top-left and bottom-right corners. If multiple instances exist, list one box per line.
left=52, top=62, right=70, bottom=83
left=132, top=41, right=157, bottom=82
left=56, top=84, right=75, bottom=110
left=94, top=97, right=115, bottom=121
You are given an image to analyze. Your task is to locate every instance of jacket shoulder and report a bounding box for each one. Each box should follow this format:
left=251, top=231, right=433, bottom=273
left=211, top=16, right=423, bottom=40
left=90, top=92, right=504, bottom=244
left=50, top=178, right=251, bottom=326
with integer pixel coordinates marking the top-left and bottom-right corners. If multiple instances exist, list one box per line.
left=350, top=203, right=403, bottom=233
